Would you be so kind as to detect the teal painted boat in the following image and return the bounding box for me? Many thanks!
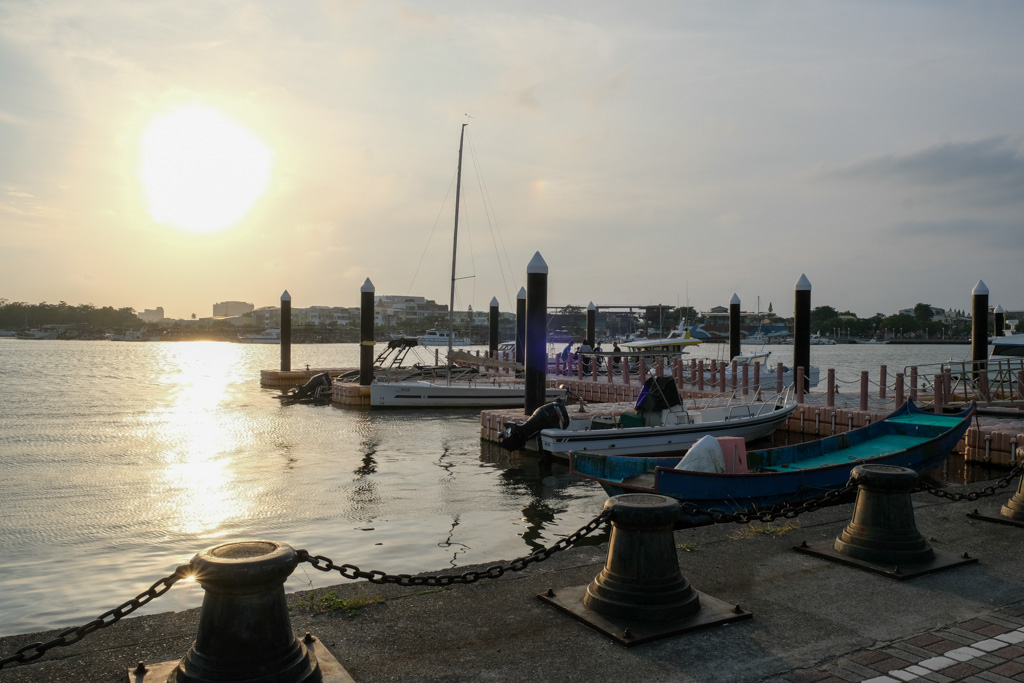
[570,400,976,525]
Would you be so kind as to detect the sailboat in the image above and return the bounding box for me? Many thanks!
[370,124,565,408]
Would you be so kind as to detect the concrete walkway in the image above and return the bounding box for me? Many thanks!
[2,480,1024,682]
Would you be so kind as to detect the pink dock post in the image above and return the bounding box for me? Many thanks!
[910,366,918,401]
[656,357,664,377]
[607,355,615,384]
[943,367,953,403]
[934,374,944,413]
[719,365,726,393]
[827,369,835,408]
[860,371,869,411]
[979,368,990,403]
[731,360,739,391]
[895,372,905,407]
[741,363,749,396]
[690,359,697,384]
[776,362,784,394]
[879,365,887,400]
[796,367,805,403]
[697,360,705,391]
[753,362,761,394]
[638,357,647,381]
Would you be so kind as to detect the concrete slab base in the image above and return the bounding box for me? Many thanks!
[538,584,752,647]
[793,540,978,580]
[127,634,354,682]
[966,509,1024,528]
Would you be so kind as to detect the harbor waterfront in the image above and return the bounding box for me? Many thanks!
[0,339,1012,640]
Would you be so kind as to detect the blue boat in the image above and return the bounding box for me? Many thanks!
[570,400,976,524]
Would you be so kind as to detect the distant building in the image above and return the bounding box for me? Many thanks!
[213,301,255,317]
[139,307,164,323]
[374,295,447,326]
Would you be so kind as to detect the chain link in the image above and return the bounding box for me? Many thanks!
[0,565,189,670]
[676,478,860,526]
[916,462,1024,502]
[298,510,611,587]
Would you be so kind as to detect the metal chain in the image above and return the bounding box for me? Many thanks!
[677,478,860,526]
[298,510,611,587]
[916,462,1024,502]
[0,565,189,670]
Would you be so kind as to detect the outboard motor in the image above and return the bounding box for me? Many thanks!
[498,399,570,451]
[284,372,332,400]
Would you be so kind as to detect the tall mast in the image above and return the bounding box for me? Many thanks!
[448,123,467,362]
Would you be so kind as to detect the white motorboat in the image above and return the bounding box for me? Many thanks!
[991,334,1024,358]
[108,329,159,342]
[417,329,472,346]
[621,322,702,354]
[499,376,796,457]
[809,332,837,345]
[371,379,565,408]
[238,328,281,344]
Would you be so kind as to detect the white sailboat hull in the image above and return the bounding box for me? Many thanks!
[371,381,565,408]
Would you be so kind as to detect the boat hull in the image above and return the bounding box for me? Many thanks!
[570,400,975,526]
[540,403,796,458]
[371,381,565,408]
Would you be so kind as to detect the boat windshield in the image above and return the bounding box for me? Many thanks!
[633,376,682,412]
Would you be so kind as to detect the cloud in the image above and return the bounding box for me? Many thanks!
[820,137,1024,207]
[892,217,1024,244]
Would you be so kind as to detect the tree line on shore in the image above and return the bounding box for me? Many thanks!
[1,298,979,342]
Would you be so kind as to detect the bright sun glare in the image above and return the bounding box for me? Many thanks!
[141,106,272,233]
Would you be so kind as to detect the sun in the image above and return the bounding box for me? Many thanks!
[140,105,272,233]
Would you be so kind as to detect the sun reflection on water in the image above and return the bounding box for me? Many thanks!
[146,342,254,537]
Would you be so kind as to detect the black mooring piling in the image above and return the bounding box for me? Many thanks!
[359,278,375,386]
[515,287,526,365]
[729,293,741,362]
[793,275,811,392]
[280,290,292,373]
[524,252,548,414]
[488,296,499,356]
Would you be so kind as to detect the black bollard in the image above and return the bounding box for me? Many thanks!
[795,464,976,579]
[524,252,548,414]
[359,278,375,386]
[999,475,1024,523]
[729,293,741,362]
[972,280,989,381]
[133,540,350,681]
[488,296,499,356]
[793,275,810,392]
[995,304,1005,338]
[281,290,292,372]
[540,494,750,646]
[967,457,1024,528]
[515,287,526,366]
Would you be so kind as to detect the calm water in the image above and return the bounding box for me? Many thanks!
[0,339,981,637]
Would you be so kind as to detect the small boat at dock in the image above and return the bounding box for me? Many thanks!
[498,376,796,456]
[569,399,976,526]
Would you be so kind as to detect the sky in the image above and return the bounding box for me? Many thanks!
[1,1,1023,321]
